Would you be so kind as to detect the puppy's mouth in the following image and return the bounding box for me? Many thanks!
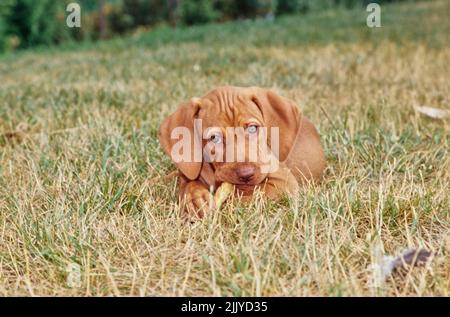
[231,177,268,197]
[219,175,267,189]
[235,180,265,188]
[233,176,266,186]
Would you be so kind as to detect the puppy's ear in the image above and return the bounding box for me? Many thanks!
[158,98,203,180]
[251,88,302,161]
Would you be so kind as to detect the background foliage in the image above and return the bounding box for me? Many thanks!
[0,0,414,53]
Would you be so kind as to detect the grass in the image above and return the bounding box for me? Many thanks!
[0,1,449,296]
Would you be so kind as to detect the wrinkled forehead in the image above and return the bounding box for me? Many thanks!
[197,90,263,127]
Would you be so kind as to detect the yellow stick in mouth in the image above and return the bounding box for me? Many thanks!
[214,182,234,210]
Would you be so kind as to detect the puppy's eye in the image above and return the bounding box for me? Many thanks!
[210,134,222,144]
[247,125,258,134]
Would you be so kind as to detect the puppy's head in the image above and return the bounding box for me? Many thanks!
[159,86,302,189]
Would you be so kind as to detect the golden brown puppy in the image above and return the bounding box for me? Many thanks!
[159,86,326,218]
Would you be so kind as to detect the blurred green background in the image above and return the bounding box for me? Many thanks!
[0,0,413,53]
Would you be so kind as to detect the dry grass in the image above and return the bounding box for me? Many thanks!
[0,1,449,296]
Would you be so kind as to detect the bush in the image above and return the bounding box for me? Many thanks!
[109,4,134,34]
[178,0,220,25]
[0,0,14,51]
[121,0,170,27]
[276,0,328,15]
[6,0,60,49]
[276,0,345,15]
[224,0,274,19]
[276,0,302,15]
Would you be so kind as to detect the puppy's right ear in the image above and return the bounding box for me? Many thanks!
[158,98,203,180]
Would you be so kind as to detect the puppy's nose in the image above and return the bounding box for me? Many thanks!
[236,165,256,182]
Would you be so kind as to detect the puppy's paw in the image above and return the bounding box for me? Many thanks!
[262,167,300,199]
[180,181,214,220]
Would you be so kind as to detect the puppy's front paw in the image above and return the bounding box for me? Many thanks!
[180,181,214,220]
[262,167,300,199]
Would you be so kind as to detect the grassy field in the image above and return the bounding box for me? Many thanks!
[0,1,449,296]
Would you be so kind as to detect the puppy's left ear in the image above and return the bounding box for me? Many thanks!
[251,88,302,161]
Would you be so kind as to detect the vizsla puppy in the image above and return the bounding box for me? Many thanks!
[159,86,326,218]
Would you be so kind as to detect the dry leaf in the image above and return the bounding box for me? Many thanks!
[373,248,433,281]
[415,106,450,119]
